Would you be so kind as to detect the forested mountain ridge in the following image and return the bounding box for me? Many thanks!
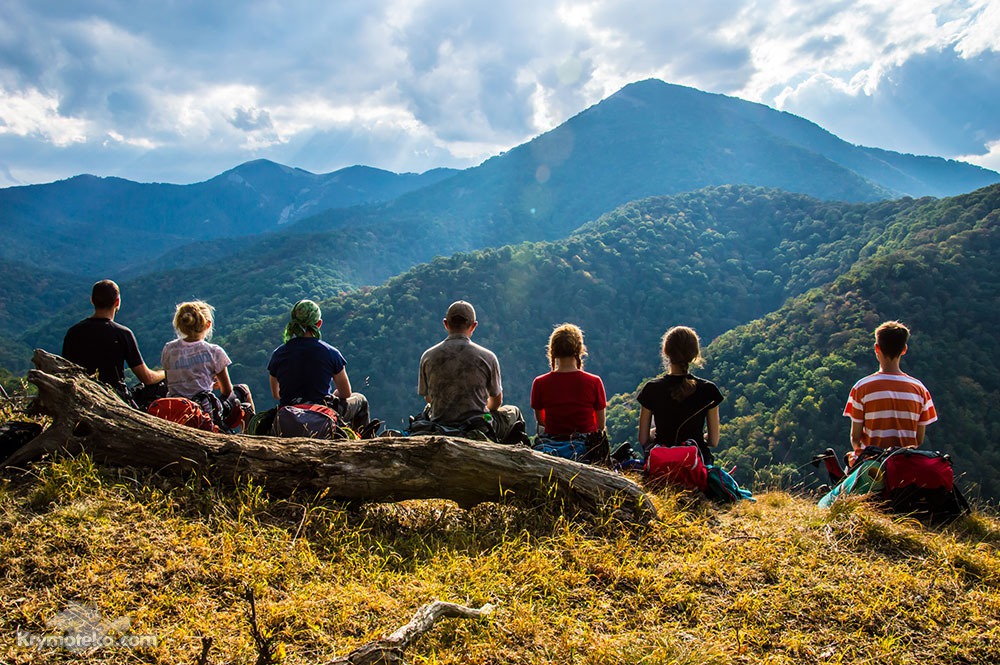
[0,161,458,275]
[0,259,84,373]
[606,184,1000,496]
[242,78,997,286]
[203,187,936,431]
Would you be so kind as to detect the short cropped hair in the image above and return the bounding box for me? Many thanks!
[91,280,120,309]
[875,320,909,359]
[547,323,587,370]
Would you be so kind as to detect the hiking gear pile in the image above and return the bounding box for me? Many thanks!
[643,440,753,502]
[815,446,969,523]
[272,403,342,439]
[147,385,254,434]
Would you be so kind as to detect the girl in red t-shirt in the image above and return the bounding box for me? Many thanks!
[530,323,607,438]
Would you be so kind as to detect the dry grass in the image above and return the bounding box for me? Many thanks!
[2,408,1000,663]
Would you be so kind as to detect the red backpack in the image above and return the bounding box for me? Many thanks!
[148,397,220,433]
[881,448,967,521]
[645,442,708,491]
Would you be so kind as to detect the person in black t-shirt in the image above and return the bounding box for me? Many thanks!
[637,326,724,465]
[62,280,164,389]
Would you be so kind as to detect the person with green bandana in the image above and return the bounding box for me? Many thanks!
[267,299,369,430]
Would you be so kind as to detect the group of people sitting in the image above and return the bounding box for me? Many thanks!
[61,280,936,470]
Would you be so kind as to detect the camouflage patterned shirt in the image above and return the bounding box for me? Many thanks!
[418,333,502,423]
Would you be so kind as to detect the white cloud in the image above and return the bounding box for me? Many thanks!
[0,0,998,186]
[0,88,88,145]
[958,139,1000,172]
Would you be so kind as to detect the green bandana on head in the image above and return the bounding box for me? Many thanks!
[283,299,322,343]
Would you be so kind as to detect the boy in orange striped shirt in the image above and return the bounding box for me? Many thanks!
[843,321,937,463]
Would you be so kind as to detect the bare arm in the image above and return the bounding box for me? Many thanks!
[270,375,280,400]
[130,363,165,386]
[850,420,865,452]
[332,369,352,399]
[914,424,926,447]
[486,392,502,412]
[595,408,606,432]
[706,406,720,447]
[534,409,545,435]
[215,367,233,400]
[638,406,653,449]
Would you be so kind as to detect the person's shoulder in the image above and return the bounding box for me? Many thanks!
[693,375,719,388]
[638,375,667,395]
[103,318,135,335]
[900,372,932,393]
[318,339,344,355]
[468,339,498,360]
[64,318,88,339]
[850,372,882,389]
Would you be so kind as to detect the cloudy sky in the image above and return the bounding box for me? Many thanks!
[1,0,998,187]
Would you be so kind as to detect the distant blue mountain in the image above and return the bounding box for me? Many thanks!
[0,161,458,274]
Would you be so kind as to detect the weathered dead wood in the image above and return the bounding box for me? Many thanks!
[7,350,656,522]
[323,600,495,665]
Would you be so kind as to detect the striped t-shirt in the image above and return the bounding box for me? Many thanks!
[843,372,937,448]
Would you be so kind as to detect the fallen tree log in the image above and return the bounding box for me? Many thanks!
[5,350,656,522]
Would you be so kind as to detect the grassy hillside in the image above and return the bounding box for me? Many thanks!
[2,445,1000,664]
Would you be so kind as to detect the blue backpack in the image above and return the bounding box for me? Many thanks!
[705,465,754,502]
[532,436,588,461]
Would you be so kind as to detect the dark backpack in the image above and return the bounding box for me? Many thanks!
[272,403,341,440]
[407,413,497,442]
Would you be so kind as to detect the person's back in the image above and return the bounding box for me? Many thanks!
[64,316,143,386]
[267,299,370,430]
[159,301,254,431]
[62,279,163,390]
[420,333,501,423]
[418,300,524,441]
[637,326,723,465]
[844,320,936,455]
[269,336,349,407]
[530,323,607,438]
